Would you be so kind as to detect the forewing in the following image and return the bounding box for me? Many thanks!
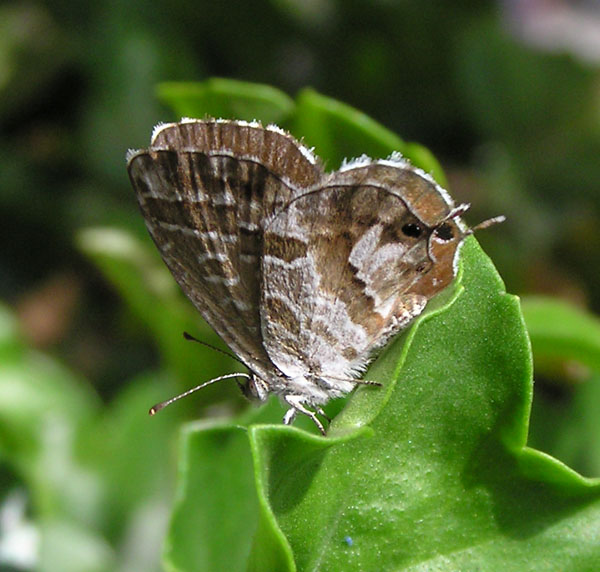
[128,120,322,374]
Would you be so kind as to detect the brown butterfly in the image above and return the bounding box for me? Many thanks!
[127,119,503,433]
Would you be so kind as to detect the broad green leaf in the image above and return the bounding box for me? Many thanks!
[156,78,294,125]
[292,88,446,185]
[245,239,600,571]
[163,423,258,572]
[521,297,600,478]
[545,372,600,478]
[521,296,600,374]
[160,398,297,572]
[154,80,446,185]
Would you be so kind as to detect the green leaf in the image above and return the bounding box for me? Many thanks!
[154,80,446,185]
[521,295,600,374]
[521,297,600,477]
[534,372,600,478]
[157,78,294,125]
[244,239,600,571]
[163,423,259,572]
[292,88,446,185]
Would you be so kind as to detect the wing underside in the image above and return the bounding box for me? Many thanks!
[128,120,322,378]
[261,173,434,385]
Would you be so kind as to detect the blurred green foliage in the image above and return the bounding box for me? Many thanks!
[2,1,600,570]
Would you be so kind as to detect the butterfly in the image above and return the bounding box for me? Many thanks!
[127,119,503,433]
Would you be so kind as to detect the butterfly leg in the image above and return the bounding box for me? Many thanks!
[282,407,297,425]
[283,395,326,435]
[315,406,331,423]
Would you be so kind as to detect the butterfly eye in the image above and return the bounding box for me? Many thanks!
[401,222,422,238]
[434,222,454,242]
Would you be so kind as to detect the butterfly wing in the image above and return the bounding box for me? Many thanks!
[260,160,465,389]
[127,120,322,376]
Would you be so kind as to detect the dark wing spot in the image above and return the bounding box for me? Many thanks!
[434,222,454,242]
[401,222,422,238]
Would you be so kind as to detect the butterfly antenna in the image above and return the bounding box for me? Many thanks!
[445,203,471,221]
[466,215,506,235]
[183,331,248,367]
[149,372,251,415]
[443,202,505,235]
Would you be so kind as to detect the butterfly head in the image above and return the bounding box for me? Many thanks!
[408,202,505,299]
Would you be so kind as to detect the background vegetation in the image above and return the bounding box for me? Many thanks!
[2,1,600,570]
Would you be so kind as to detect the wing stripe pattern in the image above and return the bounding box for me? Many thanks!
[128,121,321,378]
